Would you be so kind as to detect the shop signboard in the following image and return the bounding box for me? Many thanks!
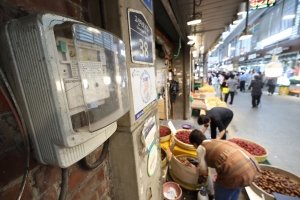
[239,57,245,62]
[130,67,157,120]
[248,53,257,60]
[141,0,153,13]
[147,144,157,177]
[128,9,154,65]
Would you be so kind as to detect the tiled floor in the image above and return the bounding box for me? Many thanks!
[161,89,300,199]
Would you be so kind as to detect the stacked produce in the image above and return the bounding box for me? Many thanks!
[229,138,266,156]
[198,85,215,93]
[177,156,207,184]
[160,126,171,137]
[175,130,191,144]
[253,169,300,197]
[206,97,227,108]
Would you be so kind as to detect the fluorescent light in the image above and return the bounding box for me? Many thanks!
[192,50,197,54]
[261,28,292,48]
[231,47,236,50]
[283,14,295,19]
[187,19,201,25]
[187,35,196,40]
[187,41,195,45]
[239,33,253,40]
[200,46,204,50]
[87,27,101,34]
[237,2,247,15]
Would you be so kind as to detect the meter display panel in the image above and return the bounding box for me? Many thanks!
[54,23,129,132]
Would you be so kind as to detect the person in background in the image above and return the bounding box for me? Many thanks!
[211,74,219,92]
[252,70,259,80]
[224,74,238,105]
[187,130,261,200]
[246,71,252,88]
[247,75,263,108]
[239,72,247,92]
[220,74,228,101]
[267,77,277,96]
[197,107,233,140]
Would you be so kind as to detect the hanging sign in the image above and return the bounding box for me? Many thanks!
[147,144,158,177]
[130,68,157,120]
[128,9,154,65]
[248,53,257,60]
[141,0,153,13]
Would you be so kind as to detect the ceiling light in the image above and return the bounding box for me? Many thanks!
[200,46,204,50]
[187,41,195,45]
[237,2,247,15]
[231,47,236,50]
[283,14,295,19]
[192,50,197,54]
[223,26,230,34]
[239,32,253,40]
[187,35,196,40]
[233,15,243,24]
[187,18,201,26]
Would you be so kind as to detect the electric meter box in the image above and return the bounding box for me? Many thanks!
[0,13,130,168]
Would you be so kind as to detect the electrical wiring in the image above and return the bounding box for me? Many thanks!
[58,168,68,200]
[0,68,30,200]
[80,139,109,169]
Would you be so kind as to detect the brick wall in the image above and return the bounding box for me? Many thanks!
[0,0,114,199]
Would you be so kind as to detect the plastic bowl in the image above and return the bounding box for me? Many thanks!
[160,125,172,142]
[163,182,182,200]
[161,148,167,168]
[182,124,192,129]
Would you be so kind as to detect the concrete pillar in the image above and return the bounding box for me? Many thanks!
[101,0,162,199]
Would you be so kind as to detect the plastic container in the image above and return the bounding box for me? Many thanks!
[250,164,300,200]
[173,129,195,150]
[160,125,172,143]
[169,154,209,191]
[163,182,182,200]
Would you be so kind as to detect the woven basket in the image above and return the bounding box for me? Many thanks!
[250,164,300,200]
[159,125,172,143]
[230,138,268,162]
[173,129,195,150]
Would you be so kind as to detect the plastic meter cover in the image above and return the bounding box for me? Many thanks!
[54,23,130,132]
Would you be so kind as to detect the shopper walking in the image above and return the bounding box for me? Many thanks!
[187,130,261,200]
[211,74,219,92]
[266,77,277,96]
[239,73,247,92]
[247,75,263,108]
[219,74,228,101]
[224,74,238,105]
[197,107,233,140]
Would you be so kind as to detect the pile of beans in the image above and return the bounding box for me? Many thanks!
[254,169,300,197]
[229,138,266,156]
[160,126,171,137]
[175,131,191,144]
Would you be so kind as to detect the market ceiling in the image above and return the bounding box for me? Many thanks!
[154,0,245,56]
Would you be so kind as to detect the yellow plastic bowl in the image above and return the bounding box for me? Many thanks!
[160,125,172,143]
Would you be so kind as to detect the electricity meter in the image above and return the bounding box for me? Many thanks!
[0,13,130,167]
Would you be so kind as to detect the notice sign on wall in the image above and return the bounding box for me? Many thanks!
[128,9,154,65]
[130,68,157,120]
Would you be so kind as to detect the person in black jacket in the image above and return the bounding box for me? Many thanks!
[247,75,263,108]
[197,107,234,140]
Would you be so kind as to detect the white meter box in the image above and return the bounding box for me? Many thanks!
[0,13,130,167]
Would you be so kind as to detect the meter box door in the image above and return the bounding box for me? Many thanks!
[0,13,130,168]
